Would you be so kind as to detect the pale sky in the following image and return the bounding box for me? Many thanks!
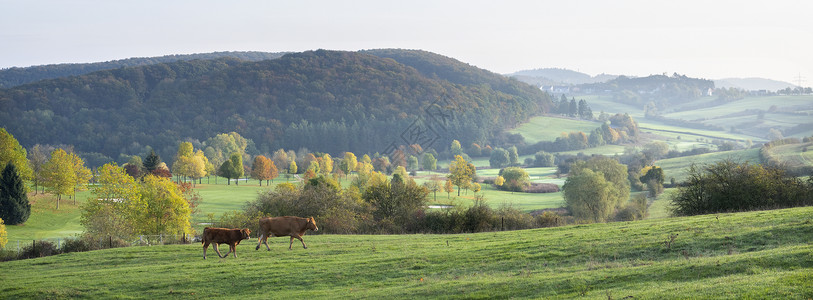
[1,0,811,84]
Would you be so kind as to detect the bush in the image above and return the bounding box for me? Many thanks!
[61,238,91,253]
[498,167,530,192]
[463,201,496,232]
[534,211,565,228]
[524,183,560,193]
[495,205,535,230]
[670,160,813,216]
[18,241,60,259]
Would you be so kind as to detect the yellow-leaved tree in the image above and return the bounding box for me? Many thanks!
[42,149,89,209]
[0,217,7,250]
[81,163,192,239]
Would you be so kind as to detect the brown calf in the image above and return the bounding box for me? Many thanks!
[201,227,251,259]
[255,216,318,250]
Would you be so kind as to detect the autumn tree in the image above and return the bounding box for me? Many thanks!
[251,155,277,186]
[28,144,52,194]
[135,175,193,235]
[81,163,141,237]
[448,155,476,196]
[563,169,614,222]
[563,156,630,222]
[495,175,505,188]
[489,147,509,168]
[42,149,76,209]
[406,155,419,171]
[640,165,665,197]
[339,152,358,178]
[271,149,291,173]
[0,128,33,184]
[422,176,442,201]
[444,179,453,199]
[450,140,463,158]
[498,167,530,192]
[422,153,437,173]
[172,142,195,183]
[70,151,92,204]
[0,163,31,225]
[0,218,6,249]
[287,161,297,181]
[319,153,334,175]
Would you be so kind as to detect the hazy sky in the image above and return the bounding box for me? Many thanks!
[2,0,811,84]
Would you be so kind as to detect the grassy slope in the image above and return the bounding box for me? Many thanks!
[1,207,810,299]
[509,116,600,144]
[656,148,761,183]
[4,191,90,244]
[765,142,813,169]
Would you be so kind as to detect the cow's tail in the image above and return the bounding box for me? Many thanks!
[201,227,210,244]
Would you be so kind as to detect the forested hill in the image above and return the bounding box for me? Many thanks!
[0,49,551,164]
[0,51,287,88]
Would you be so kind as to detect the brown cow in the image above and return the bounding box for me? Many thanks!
[201,227,251,259]
[255,216,318,250]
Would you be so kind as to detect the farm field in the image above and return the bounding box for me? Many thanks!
[763,142,813,170]
[656,148,761,182]
[508,116,600,144]
[1,206,810,299]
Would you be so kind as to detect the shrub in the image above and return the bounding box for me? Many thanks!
[18,241,60,259]
[498,167,530,192]
[534,211,565,228]
[524,183,560,193]
[61,238,91,253]
[495,205,535,230]
[670,160,813,216]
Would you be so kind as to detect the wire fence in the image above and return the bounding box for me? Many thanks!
[4,234,197,254]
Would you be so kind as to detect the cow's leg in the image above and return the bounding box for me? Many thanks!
[213,243,226,258]
[288,236,294,250]
[294,234,308,249]
[203,241,210,259]
[219,244,233,258]
[263,234,271,251]
[255,233,264,250]
[231,244,238,258]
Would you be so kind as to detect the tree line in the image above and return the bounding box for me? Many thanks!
[0,49,551,167]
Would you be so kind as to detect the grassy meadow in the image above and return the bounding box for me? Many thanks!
[1,206,810,299]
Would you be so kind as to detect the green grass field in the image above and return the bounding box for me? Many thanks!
[656,148,761,183]
[1,206,810,299]
[509,116,601,144]
[763,142,813,170]
[4,191,90,245]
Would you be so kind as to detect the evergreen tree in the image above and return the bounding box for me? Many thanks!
[0,163,31,225]
[143,150,162,174]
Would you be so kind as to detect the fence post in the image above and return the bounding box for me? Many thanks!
[160,234,163,245]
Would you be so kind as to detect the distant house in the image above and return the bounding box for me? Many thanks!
[541,85,571,94]
[707,88,714,96]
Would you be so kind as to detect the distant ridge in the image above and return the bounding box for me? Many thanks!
[714,77,797,91]
[0,51,288,88]
[507,68,618,86]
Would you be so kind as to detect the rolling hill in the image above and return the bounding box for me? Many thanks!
[0,49,552,165]
[0,51,288,89]
[1,206,810,298]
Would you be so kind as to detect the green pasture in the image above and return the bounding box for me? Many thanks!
[656,148,761,183]
[763,142,813,170]
[508,116,601,144]
[4,191,90,245]
[664,95,813,121]
[2,206,810,299]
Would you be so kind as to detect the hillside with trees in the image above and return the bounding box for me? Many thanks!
[0,51,287,88]
[0,49,552,165]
